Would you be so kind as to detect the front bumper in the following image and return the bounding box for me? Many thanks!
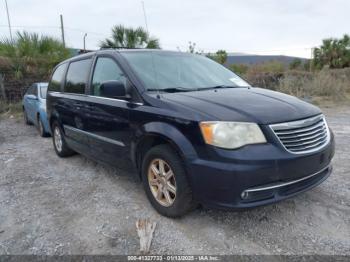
[187,132,335,210]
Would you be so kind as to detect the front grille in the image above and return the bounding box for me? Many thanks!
[270,114,330,154]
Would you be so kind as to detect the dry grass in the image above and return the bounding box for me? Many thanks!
[277,69,350,102]
[245,67,350,105]
[0,100,23,119]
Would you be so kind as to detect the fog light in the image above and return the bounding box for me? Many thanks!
[241,191,249,199]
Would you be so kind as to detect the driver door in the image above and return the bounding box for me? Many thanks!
[84,56,133,169]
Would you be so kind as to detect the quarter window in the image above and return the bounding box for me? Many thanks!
[65,59,91,94]
[48,63,67,92]
[92,57,126,96]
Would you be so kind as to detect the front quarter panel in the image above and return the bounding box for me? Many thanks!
[134,121,198,160]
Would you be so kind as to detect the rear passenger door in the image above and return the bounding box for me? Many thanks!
[84,56,134,169]
[59,58,92,153]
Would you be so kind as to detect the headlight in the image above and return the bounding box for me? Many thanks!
[200,121,266,149]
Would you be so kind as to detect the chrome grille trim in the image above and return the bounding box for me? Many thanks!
[270,114,330,154]
[242,164,331,193]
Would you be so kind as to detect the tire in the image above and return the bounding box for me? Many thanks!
[23,109,31,125]
[51,121,75,157]
[141,144,197,217]
[37,115,49,137]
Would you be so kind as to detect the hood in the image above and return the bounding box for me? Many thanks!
[161,87,321,124]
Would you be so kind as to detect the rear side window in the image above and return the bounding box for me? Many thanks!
[65,59,91,94]
[49,63,67,92]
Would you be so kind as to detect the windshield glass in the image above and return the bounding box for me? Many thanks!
[40,84,48,99]
[121,51,250,91]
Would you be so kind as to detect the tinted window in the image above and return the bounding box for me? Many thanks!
[33,85,38,97]
[26,84,37,96]
[49,63,67,92]
[25,86,33,96]
[40,84,48,99]
[65,59,91,94]
[92,57,126,96]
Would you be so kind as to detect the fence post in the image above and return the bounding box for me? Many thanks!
[0,73,7,103]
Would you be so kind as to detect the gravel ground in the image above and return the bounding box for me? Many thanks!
[0,107,349,255]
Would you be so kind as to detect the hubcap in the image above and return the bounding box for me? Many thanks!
[148,159,176,207]
[54,127,63,152]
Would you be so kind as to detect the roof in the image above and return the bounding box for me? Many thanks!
[56,49,190,67]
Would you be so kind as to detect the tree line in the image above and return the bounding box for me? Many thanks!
[0,24,349,82]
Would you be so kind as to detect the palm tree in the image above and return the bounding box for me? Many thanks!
[100,25,160,49]
[0,31,69,79]
[313,34,350,69]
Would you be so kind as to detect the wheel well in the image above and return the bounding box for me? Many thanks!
[49,116,58,131]
[135,134,184,179]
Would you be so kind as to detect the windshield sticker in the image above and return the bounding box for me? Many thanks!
[229,76,250,87]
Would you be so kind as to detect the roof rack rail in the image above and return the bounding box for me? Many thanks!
[99,47,146,50]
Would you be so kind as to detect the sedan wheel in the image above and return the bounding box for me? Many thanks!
[148,159,177,207]
[38,118,45,137]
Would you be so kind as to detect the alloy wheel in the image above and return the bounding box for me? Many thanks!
[148,158,177,207]
[54,127,63,152]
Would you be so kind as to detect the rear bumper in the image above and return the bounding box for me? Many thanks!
[187,132,335,210]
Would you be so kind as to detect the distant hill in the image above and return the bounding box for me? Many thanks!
[225,54,308,66]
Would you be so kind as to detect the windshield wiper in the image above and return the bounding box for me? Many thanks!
[199,85,237,91]
[147,87,198,93]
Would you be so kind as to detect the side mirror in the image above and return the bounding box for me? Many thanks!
[100,80,130,99]
[27,94,38,100]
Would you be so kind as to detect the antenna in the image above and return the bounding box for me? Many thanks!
[4,0,13,41]
[83,33,87,51]
[141,1,149,34]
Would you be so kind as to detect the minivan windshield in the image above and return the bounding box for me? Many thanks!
[121,51,250,92]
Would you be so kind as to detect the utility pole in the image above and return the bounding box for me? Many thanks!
[4,0,13,41]
[310,47,314,72]
[141,1,149,34]
[83,33,87,51]
[60,14,65,47]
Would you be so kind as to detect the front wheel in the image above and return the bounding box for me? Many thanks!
[52,121,75,157]
[141,144,197,217]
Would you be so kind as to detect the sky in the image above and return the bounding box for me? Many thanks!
[1,0,349,58]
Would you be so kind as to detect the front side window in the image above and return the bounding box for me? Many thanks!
[25,86,34,96]
[65,59,92,94]
[48,63,67,92]
[33,85,38,97]
[92,57,126,97]
[121,52,250,91]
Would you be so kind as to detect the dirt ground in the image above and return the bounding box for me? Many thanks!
[0,107,349,255]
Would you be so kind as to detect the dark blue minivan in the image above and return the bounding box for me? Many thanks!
[46,50,335,217]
